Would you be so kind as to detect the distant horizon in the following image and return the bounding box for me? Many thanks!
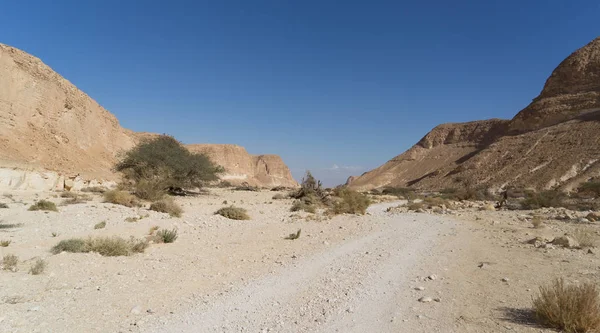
[1,1,598,186]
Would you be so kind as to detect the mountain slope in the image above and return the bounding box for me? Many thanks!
[0,43,297,189]
[348,37,600,192]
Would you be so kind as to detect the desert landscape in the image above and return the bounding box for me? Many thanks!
[0,12,600,333]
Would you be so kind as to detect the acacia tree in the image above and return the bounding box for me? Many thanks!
[115,135,223,199]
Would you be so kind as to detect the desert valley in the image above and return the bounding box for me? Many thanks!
[1,33,600,333]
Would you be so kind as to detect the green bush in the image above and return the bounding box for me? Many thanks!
[381,187,417,200]
[115,135,223,199]
[149,197,183,217]
[215,206,250,220]
[521,190,566,209]
[156,228,178,243]
[330,188,371,215]
[29,200,58,212]
[103,190,140,207]
[94,221,107,229]
[51,237,148,256]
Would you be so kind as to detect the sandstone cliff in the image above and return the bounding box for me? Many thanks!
[349,37,600,192]
[0,44,297,190]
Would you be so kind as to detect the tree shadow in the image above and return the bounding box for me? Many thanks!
[498,307,542,328]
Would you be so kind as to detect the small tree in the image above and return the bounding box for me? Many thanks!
[115,135,223,199]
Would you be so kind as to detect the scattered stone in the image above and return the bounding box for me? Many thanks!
[415,286,425,291]
[552,236,580,249]
[502,278,509,282]
[427,274,438,281]
[588,249,595,255]
[418,297,433,303]
[130,306,142,315]
[586,212,600,222]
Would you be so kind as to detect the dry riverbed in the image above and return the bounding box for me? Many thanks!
[1,189,599,332]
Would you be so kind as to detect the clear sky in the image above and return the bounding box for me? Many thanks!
[1,1,598,186]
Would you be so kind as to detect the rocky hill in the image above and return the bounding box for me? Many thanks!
[0,43,297,190]
[348,37,600,192]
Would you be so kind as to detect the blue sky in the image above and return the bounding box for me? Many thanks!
[1,1,598,186]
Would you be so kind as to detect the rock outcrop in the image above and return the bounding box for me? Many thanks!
[187,144,297,188]
[0,43,297,190]
[349,37,600,192]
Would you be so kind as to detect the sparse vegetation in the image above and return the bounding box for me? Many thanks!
[29,259,46,275]
[285,229,301,240]
[148,226,159,235]
[125,216,140,223]
[272,193,287,200]
[233,183,260,192]
[156,228,178,243]
[407,201,424,211]
[578,180,600,199]
[573,229,597,248]
[114,135,223,200]
[51,237,148,256]
[521,190,566,210]
[60,191,78,198]
[380,187,417,200]
[62,194,92,205]
[103,190,140,207]
[0,222,22,230]
[2,254,18,271]
[94,221,107,229]
[423,197,452,208]
[0,203,9,208]
[215,206,250,220]
[290,171,328,213]
[149,197,183,217]
[28,200,58,212]
[533,278,600,333]
[290,200,316,213]
[531,216,544,228]
[329,188,371,215]
[1,240,11,247]
[81,186,108,193]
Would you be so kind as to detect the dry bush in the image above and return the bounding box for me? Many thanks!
[0,203,8,209]
[29,200,58,212]
[531,216,544,228]
[578,180,600,199]
[1,240,11,247]
[521,190,566,210]
[233,183,260,192]
[423,197,451,208]
[533,278,600,333]
[81,186,108,193]
[215,206,250,220]
[149,197,183,217]
[29,259,46,275]
[94,221,107,229]
[407,201,424,211]
[156,228,178,243]
[573,229,597,248]
[291,200,316,213]
[381,187,418,200]
[62,194,92,205]
[132,178,168,201]
[51,237,148,256]
[2,254,18,271]
[60,191,78,198]
[272,193,288,200]
[329,188,371,215]
[103,190,140,207]
[285,229,302,240]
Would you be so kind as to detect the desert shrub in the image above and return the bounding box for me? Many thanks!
[29,200,58,212]
[573,229,597,248]
[407,202,424,211]
[233,182,259,192]
[285,229,302,240]
[81,186,108,193]
[149,197,183,217]
[51,237,148,256]
[115,135,223,199]
[0,203,8,208]
[29,259,46,275]
[531,216,544,228]
[132,178,168,201]
[2,254,18,271]
[291,200,317,213]
[271,186,288,191]
[578,180,600,199]
[156,228,178,243]
[521,190,566,209]
[329,188,371,215]
[381,187,417,200]
[533,278,600,333]
[1,240,11,247]
[103,190,140,207]
[62,194,92,205]
[272,193,288,200]
[60,191,78,198]
[423,197,451,208]
[94,221,107,229]
[215,206,250,220]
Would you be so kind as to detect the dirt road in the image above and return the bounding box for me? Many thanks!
[145,203,461,332]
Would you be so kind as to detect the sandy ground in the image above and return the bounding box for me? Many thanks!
[0,189,599,332]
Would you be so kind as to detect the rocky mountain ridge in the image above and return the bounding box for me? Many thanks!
[348,37,600,192]
[0,43,297,190]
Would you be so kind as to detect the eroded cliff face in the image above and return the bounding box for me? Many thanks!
[349,37,600,192]
[0,44,297,190]
[187,144,298,188]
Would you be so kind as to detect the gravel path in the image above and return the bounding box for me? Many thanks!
[147,203,456,333]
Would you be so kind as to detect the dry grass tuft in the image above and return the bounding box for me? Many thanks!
[149,197,183,217]
[533,278,600,333]
[573,229,597,248]
[62,194,92,205]
[103,190,140,207]
[329,188,370,215]
[291,200,316,213]
[28,200,58,212]
[531,216,544,228]
[51,237,148,256]
[29,259,46,275]
[215,206,250,220]
[60,191,78,198]
[2,254,18,271]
